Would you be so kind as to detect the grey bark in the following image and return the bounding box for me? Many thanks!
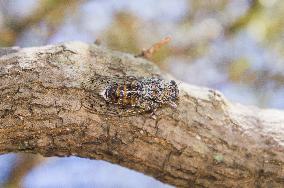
[0,42,283,188]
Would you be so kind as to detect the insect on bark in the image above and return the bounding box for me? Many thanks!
[100,77,179,117]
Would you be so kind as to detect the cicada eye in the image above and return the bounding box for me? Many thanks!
[168,80,179,99]
[170,80,176,86]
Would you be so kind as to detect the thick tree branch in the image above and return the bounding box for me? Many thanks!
[0,42,283,188]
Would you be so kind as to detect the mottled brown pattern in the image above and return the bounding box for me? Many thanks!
[100,77,179,115]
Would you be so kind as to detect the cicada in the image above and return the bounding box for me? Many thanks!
[84,76,179,117]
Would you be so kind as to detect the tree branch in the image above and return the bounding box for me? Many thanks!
[0,42,283,187]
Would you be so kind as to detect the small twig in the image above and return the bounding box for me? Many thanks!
[135,36,171,59]
[94,38,102,46]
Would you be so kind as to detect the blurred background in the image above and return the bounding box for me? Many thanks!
[0,0,284,187]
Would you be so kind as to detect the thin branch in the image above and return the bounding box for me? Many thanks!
[136,36,172,59]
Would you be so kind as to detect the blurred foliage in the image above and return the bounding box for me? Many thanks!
[102,11,171,65]
[229,58,250,82]
[103,12,140,53]
[226,0,261,34]
[3,154,44,188]
[0,0,80,46]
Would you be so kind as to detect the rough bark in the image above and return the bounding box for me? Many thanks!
[0,42,283,188]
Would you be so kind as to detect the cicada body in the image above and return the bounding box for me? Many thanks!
[100,77,179,114]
